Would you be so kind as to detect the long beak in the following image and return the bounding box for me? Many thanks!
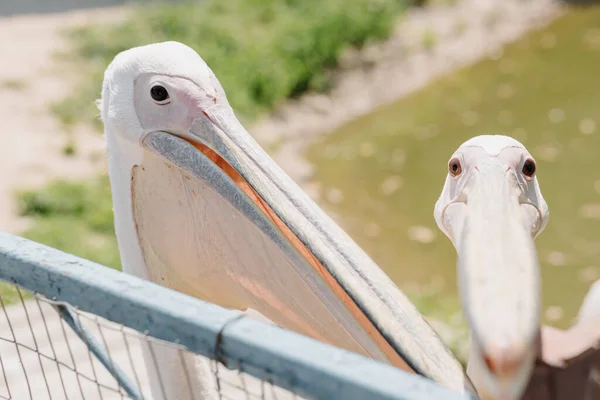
[455,162,540,399]
[134,102,476,395]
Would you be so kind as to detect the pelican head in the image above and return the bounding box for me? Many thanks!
[101,41,224,147]
[101,41,476,398]
[434,135,549,399]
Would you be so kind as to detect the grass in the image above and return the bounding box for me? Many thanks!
[6,177,119,307]
[17,177,121,271]
[53,0,408,130]
[62,138,76,156]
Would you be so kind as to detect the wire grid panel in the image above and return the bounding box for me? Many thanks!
[0,283,303,400]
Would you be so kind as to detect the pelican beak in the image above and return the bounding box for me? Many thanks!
[443,161,541,399]
[134,102,475,395]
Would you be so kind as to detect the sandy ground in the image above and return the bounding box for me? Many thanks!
[0,8,127,233]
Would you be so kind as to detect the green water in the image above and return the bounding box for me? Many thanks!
[307,7,600,329]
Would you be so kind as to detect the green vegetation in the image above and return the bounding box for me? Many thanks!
[54,0,408,130]
[18,177,120,271]
[0,283,29,305]
[62,138,76,156]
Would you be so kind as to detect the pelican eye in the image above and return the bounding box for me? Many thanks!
[449,158,462,177]
[150,85,170,103]
[522,158,536,178]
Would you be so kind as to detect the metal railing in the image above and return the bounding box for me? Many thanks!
[0,231,469,400]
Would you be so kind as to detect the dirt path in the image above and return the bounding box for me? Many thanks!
[0,8,128,233]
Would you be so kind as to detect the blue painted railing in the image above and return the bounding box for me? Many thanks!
[0,232,470,400]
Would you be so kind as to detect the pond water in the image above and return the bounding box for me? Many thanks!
[308,6,600,329]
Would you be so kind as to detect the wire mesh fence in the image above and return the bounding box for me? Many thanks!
[0,287,138,400]
[0,232,470,400]
[0,284,304,400]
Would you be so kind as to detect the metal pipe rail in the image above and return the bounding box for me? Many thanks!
[0,231,471,400]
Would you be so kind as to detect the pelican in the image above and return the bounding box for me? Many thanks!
[578,279,600,322]
[434,135,550,399]
[100,41,475,399]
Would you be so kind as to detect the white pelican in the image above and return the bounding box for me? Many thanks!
[434,135,550,400]
[578,280,600,322]
[100,41,475,399]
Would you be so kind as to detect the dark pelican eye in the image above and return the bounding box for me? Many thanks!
[522,158,536,178]
[150,85,170,103]
[449,157,462,177]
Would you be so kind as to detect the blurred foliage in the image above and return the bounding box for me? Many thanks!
[17,177,121,271]
[54,0,408,129]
